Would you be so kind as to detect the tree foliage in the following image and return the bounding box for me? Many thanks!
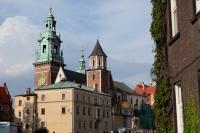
[184,93,200,133]
[139,104,155,129]
[150,0,173,132]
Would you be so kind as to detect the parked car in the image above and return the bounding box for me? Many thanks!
[0,122,17,133]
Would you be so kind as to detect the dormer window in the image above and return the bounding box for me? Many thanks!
[43,45,46,53]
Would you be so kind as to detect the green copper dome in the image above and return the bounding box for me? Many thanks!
[35,8,64,64]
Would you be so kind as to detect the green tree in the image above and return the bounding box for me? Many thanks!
[139,104,155,129]
[184,94,200,133]
[150,0,173,132]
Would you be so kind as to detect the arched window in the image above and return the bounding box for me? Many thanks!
[43,45,46,53]
[98,59,101,66]
[54,45,57,54]
[92,60,95,66]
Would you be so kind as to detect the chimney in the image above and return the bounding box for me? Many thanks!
[142,82,145,90]
[3,82,6,87]
[25,88,31,95]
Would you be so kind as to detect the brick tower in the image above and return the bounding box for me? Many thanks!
[33,8,65,89]
[87,39,113,94]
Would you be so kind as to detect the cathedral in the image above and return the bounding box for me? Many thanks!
[14,9,146,133]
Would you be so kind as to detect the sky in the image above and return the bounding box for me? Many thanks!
[0,0,154,97]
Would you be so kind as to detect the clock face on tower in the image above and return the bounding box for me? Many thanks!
[39,73,46,86]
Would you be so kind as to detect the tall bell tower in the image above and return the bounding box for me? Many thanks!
[33,8,65,89]
[87,39,113,94]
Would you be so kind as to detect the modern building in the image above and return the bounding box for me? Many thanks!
[14,9,146,133]
[164,0,200,132]
[0,83,13,122]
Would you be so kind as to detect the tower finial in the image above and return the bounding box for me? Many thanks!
[81,45,84,56]
[49,7,52,15]
[76,45,86,74]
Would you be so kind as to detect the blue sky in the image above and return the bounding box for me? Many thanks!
[0,0,153,97]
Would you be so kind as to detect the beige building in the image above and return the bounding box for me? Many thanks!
[14,82,112,133]
[35,81,112,133]
[14,88,37,133]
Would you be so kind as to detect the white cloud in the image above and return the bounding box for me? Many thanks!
[0,16,40,77]
[0,1,154,95]
[5,63,31,76]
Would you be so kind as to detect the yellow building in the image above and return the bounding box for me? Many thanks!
[14,81,112,133]
[35,81,112,133]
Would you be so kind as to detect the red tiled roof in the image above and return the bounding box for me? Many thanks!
[134,84,156,105]
[0,83,11,104]
[134,84,155,95]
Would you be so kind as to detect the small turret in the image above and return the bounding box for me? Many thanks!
[87,39,112,94]
[77,47,86,74]
[89,39,107,70]
[35,8,64,64]
[45,8,56,32]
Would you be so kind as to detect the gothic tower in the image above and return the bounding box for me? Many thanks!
[87,39,113,94]
[33,8,65,89]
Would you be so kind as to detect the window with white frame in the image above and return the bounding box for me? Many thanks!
[196,0,200,13]
[170,0,178,37]
[174,83,184,133]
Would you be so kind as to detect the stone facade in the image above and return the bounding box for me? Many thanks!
[34,62,61,89]
[35,84,112,133]
[73,89,112,133]
[14,89,37,133]
[112,81,146,130]
[87,40,112,94]
[165,0,200,132]
[35,88,73,133]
